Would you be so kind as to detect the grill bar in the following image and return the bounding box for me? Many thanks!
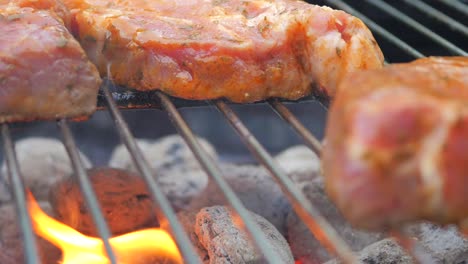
[158,92,285,264]
[269,100,322,155]
[1,124,40,264]
[215,101,357,264]
[402,0,468,37]
[101,84,202,264]
[324,0,424,59]
[364,0,467,56]
[439,0,468,16]
[57,119,118,264]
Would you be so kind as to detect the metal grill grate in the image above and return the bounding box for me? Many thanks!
[1,0,467,263]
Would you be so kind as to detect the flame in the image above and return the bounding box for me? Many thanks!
[27,192,183,264]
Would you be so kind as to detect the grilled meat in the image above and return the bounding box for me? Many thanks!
[63,0,384,102]
[0,0,71,25]
[0,2,100,123]
[322,57,468,230]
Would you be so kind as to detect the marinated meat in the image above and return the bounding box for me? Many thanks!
[0,0,71,26]
[322,57,468,230]
[63,0,384,102]
[0,2,100,123]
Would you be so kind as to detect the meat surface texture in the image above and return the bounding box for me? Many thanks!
[0,1,101,123]
[322,57,468,230]
[63,0,383,102]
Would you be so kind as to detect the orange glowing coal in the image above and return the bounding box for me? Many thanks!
[27,192,183,264]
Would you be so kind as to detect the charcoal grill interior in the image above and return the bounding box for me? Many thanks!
[1,0,467,263]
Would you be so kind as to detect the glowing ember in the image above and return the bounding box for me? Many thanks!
[27,192,183,264]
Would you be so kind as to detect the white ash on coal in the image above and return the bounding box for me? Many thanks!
[274,145,321,184]
[326,238,413,264]
[188,164,291,236]
[49,167,158,236]
[173,210,210,262]
[153,167,209,211]
[287,178,384,263]
[409,223,468,263]
[0,202,61,264]
[109,135,217,172]
[109,135,212,210]
[196,206,294,264]
[188,145,324,236]
[0,137,92,204]
[168,206,294,264]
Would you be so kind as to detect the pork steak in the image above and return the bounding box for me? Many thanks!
[63,0,384,102]
[0,2,100,123]
[322,57,468,230]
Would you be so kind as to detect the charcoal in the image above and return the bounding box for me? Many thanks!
[194,206,294,264]
[0,137,92,204]
[163,206,294,264]
[108,135,213,210]
[108,135,217,172]
[274,145,321,184]
[49,167,158,236]
[326,238,413,264]
[0,202,61,264]
[188,164,291,235]
[108,139,153,170]
[167,210,210,263]
[410,223,468,263]
[287,178,384,263]
[154,167,209,211]
[327,219,468,263]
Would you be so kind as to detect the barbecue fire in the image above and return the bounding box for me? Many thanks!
[27,192,183,264]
